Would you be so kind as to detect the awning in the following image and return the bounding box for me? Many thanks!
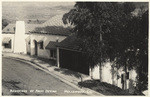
[45,41,59,49]
[2,37,11,44]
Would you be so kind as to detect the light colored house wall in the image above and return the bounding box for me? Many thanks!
[101,62,113,84]
[90,62,137,92]
[2,34,15,52]
[25,35,30,54]
[2,34,30,53]
[30,34,66,58]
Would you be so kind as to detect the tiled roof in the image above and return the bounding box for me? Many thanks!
[2,15,71,36]
[2,37,11,43]
[41,15,70,27]
[57,34,82,51]
[2,24,15,34]
[31,26,71,36]
[45,41,59,49]
[31,15,71,36]
[2,23,40,34]
[25,24,40,33]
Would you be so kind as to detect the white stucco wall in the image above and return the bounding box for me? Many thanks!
[2,34,29,53]
[101,62,113,84]
[25,35,30,54]
[90,65,100,79]
[128,69,137,93]
[2,34,15,52]
[30,34,66,59]
[91,62,113,84]
[90,62,137,91]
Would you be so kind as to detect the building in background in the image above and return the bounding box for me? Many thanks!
[30,15,71,59]
[2,15,71,60]
[2,24,15,52]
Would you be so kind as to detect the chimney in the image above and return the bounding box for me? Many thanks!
[14,21,27,54]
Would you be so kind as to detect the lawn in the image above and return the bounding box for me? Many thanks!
[78,80,144,96]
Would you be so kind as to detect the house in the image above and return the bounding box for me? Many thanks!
[2,14,138,93]
[2,24,15,52]
[2,22,35,53]
[29,15,71,59]
[57,34,138,93]
[2,15,71,60]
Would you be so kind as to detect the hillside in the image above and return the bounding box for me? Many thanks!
[2,2,148,23]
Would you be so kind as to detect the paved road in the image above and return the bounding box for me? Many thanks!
[2,57,87,96]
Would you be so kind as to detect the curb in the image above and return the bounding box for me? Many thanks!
[3,55,104,96]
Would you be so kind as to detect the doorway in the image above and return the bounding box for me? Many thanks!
[34,40,38,56]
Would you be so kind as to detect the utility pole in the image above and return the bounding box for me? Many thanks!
[99,32,102,82]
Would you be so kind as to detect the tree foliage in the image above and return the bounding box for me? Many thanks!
[63,2,148,91]
[63,2,136,66]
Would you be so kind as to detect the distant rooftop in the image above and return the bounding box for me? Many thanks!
[2,24,15,34]
[31,15,72,36]
[2,23,40,34]
[41,15,70,28]
[2,14,72,36]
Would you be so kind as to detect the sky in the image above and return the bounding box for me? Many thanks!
[2,2,75,21]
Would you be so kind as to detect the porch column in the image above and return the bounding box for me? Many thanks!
[57,47,60,68]
[89,67,93,79]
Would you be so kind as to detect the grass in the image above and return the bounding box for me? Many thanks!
[78,80,144,96]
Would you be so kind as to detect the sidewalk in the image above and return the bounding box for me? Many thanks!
[2,52,103,96]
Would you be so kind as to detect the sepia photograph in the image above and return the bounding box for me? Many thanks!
[1,1,149,96]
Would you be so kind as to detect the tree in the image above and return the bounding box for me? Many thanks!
[63,2,148,92]
[119,9,148,92]
[134,10,148,92]
[63,2,135,82]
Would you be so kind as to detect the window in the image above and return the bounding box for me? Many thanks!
[126,72,129,79]
[39,41,44,49]
[3,40,11,49]
[28,41,30,45]
[13,27,16,31]
[50,50,56,58]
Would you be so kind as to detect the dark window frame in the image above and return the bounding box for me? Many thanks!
[3,40,11,49]
[39,41,44,49]
[50,49,56,58]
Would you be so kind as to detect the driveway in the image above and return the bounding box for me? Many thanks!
[2,57,87,96]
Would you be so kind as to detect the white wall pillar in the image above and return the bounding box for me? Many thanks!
[14,21,27,54]
[89,67,94,79]
[30,35,35,56]
[57,47,60,67]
